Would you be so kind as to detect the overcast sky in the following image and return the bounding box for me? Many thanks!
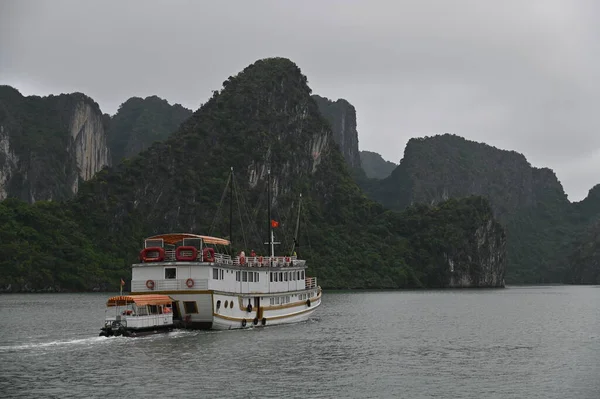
[1,0,599,201]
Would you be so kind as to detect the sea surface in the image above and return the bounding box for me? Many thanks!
[0,286,598,398]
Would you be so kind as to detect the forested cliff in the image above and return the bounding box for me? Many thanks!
[0,58,506,292]
[364,134,600,284]
[0,85,110,202]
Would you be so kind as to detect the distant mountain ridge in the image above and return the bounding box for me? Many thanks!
[107,96,192,165]
[0,86,194,203]
[360,150,397,179]
[363,133,600,283]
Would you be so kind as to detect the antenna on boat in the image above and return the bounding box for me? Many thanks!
[229,166,233,250]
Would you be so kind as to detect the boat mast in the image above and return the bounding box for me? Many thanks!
[229,166,233,250]
[265,169,280,258]
[292,193,302,256]
[267,169,273,257]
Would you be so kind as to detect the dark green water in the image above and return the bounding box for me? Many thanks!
[0,286,598,398]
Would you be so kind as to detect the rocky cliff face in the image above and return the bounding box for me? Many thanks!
[360,150,397,179]
[0,125,19,200]
[0,86,110,202]
[447,218,506,288]
[69,99,110,193]
[312,95,361,170]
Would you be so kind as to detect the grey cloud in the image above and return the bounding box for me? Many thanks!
[1,0,599,200]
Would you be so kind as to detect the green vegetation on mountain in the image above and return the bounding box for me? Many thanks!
[563,218,600,284]
[360,150,397,179]
[0,198,122,291]
[107,96,192,164]
[0,58,506,292]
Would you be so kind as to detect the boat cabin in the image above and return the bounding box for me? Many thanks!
[131,233,315,295]
[99,294,174,337]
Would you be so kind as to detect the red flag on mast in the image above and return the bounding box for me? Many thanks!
[271,219,279,228]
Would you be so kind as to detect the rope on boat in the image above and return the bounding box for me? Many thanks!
[209,172,232,237]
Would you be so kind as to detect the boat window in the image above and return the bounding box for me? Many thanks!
[236,271,240,282]
[249,272,254,282]
[270,272,273,282]
[219,269,224,280]
[301,271,305,279]
[279,272,283,281]
[284,272,288,282]
[255,272,259,282]
[242,271,247,282]
[212,268,219,280]
[274,273,278,282]
[183,301,198,314]
[270,297,274,305]
[165,267,176,279]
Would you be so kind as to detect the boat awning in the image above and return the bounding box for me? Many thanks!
[146,233,230,246]
[106,295,173,307]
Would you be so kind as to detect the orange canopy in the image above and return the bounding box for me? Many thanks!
[106,294,173,307]
[146,233,230,246]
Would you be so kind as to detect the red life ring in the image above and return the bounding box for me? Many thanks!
[240,256,246,265]
[258,256,263,264]
[140,247,165,262]
[176,246,198,261]
[285,257,290,263]
[202,247,215,262]
[186,278,194,288]
[146,280,155,289]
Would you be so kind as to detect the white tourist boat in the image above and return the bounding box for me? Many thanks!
[99,294,174,337]
[127,170,322,330]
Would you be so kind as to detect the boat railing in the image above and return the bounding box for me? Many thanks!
[165,250,176,262]
[131,278,209,292]
[139,249,305,268]
[213,253,233,265]
[228,256,301,268]
[305,277,317,289]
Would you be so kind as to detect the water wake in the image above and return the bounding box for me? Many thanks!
[0,336,115,352]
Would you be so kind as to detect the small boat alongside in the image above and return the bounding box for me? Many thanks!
[99,294,174,337]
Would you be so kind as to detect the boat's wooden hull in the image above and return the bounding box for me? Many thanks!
[211,302,320,330]
[159,288,322,330]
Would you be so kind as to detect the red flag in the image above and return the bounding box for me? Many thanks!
[271,219,279,228]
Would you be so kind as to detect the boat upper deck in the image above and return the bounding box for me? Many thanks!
[137,233,307,269]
